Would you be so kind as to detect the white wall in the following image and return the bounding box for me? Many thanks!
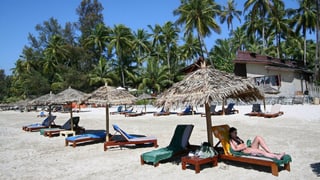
[245,64,304,96]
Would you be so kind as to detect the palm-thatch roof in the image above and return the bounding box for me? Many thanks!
[28,92,56,106]
[87,84,137,141]
[88,85,136,105]
[54,86,89,104]
[137,93,154,100]
[156,64,264,146]
[156,66,264,109]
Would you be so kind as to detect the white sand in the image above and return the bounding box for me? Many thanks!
[0,104,319,179]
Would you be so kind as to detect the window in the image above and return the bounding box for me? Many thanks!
[255,75,281,86]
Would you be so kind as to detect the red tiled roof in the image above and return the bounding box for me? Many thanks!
[233,51,297,68]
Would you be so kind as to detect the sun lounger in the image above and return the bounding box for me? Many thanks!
[40,117,85,137]
[201,105,219,117]
[104,124,158,151]
[245,104,263,116]
[22,115,57,132]
[177,106,194,116]
[124,109,145,117]
[119,108,134,115]
[212,124,291,176]
[110,106,124,115]
[153,107,170,116]
[217,103,239,115]
[261,104,284,118]
[65,131,106,148]
[140,124,196,167]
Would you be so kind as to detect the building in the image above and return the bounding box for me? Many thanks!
[233,51,314,103]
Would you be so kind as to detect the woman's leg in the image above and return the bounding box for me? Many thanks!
[251,136,272,153]
[244,148,284,160]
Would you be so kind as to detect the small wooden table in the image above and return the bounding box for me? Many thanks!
[60,130,75,137]
[181,156,218,174]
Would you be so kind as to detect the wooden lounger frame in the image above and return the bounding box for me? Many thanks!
[65,137,104,148]
[104,138,158,151]
[218,154,290,176]
[212,125,290,176]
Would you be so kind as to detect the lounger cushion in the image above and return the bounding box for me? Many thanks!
[212,125,231,155]
[230,148,292,166]
[40,128,60,135]
[66,132,106,141]
[141,124,193,165]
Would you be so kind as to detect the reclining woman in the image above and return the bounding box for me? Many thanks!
[229,127,285,160]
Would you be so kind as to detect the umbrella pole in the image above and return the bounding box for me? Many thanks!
[144,99,147,113]
[106,103,110,142]
[263,98,266,112]
[70,102,73,131]
[221,100,225,115]
[205,103,214,146]
[48,104,52,117]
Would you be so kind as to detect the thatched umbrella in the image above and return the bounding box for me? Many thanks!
[55,87,89,131]
[138,93,154,113]
[28,91,56,116]
[156,64,264,146]
[88,84,137,141]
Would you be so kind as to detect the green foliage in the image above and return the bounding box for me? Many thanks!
[4,0,319,102]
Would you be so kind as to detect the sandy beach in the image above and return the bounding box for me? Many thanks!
[0,104,319,179]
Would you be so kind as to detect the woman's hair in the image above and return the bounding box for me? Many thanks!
[229,127,237,135]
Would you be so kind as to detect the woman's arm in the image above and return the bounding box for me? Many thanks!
[230,140,247,151]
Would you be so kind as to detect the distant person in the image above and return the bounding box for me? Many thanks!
[37,111,46,117]
[229,127,285,160]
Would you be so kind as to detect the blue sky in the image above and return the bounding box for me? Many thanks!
[0,0,301,75]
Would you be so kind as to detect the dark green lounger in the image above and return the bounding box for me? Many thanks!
[140,124,194,166]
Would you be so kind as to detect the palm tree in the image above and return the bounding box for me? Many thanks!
[244,0,273,48]
[43,35,69,83]
[161,21,180,78]
[220,0,242,33]
[138,57,172,94]
[230,26,247,51]
[88,56,114,86]
[107,24,134,88]
[209,39,236,72]
[174,0,221,64]
[288,0,317,66]
[84,23,109,60]
[132,28,151,65]
[180,34,202,64]
[266,0,289,58]
[148,24,164,64]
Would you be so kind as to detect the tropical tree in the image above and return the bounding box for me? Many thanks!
[209,39,236,72]
[244,0,273,48]
[107,24,134,88]
[138,58,172,94]
[88,56,114,86]
[77,0,104,42]
[84,23,110,61]
[132,28,151,65]
[161,21,180,78]
[42,35,69,84]
[180,34,202,64]
[288,0,317,66]
[174,0,221,64]
[230,26,247,51]
[266,0,288,58]
[220,0,242,33]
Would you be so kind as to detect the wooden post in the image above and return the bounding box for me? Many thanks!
[205,103,213,146]
[106,103,109,142]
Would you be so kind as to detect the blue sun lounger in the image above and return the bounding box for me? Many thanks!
[22,115,57,132]
[65,131,106,148]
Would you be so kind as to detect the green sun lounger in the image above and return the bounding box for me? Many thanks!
[140,124,194,166]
